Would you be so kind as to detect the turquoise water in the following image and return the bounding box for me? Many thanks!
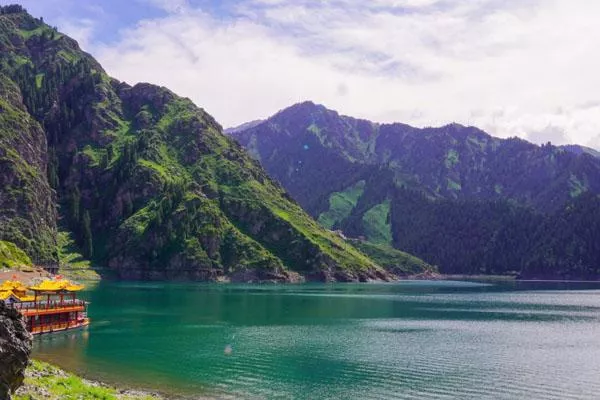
[33,281,600,399]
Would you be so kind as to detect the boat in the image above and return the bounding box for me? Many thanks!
[0,276,90,335]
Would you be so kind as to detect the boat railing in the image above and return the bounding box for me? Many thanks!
[30,319,89,335]
[13,299,87,311]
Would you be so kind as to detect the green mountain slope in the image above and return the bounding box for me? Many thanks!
[318,180,365,229]
[229,102,600,279]
[348,239,435,277]
[0,5,393,282]
[0,240,32,270]
[0,66,57,266]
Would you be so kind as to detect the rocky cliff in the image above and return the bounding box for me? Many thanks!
[0,301,32,399]
[0,70,57,266]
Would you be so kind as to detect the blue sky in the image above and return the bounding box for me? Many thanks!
[3,0,600,148]
[9,0,165,42]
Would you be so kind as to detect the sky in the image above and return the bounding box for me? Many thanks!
[4,0,600,149]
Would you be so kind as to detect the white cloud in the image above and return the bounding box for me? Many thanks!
[527,125,569,146]
[139,0,190,14]
[57,17,96,50]
[81,0,600,148]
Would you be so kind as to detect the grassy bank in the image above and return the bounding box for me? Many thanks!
[57,231,101,281]
[0,240,33,270]
[14,360,164,400]
[348,239,436,276]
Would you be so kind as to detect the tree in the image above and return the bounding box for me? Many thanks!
[70,186,80,223]
[47,149,59,188]
[124,196,134,218]
[0,5,26,14]
[82,210,93,258]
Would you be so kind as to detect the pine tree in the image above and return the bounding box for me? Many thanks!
[82,210,93,258]
[70,186,80,223]
[47,149,59,188]
[124,196,133,218]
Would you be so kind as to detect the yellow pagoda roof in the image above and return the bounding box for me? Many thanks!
[0,280,27,292]
[0,289,34,302]
[0,289,14,300]
[28,279,85,292]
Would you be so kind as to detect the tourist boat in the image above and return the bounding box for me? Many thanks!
[0,277,90,335]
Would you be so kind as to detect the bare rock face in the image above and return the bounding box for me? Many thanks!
[0,301,32,399]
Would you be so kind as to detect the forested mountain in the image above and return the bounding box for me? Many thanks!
[561,144,600,159]
[0,5,424,282]
[229,101,600,279]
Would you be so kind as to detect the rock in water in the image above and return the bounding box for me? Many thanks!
[0,301,32,399]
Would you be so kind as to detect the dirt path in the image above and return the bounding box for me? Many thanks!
[0,268,52,285]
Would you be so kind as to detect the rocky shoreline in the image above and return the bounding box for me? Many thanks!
[14,360,169,400]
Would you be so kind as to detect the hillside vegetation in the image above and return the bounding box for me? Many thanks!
[349,239,436,276]
[0,240,32,270]
[230,101,600,279]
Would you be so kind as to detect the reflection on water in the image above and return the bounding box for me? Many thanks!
[35,330,89,369]
[34,280,600,399]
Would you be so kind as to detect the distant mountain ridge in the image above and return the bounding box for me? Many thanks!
[231,101,600,212]
[561,144,600,158]
[229,101,600,279]
[224,120,264,135]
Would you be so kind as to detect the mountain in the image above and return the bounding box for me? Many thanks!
[561,144,600,159]
[0,5,404,282]
[229,101,600,279]
[224,120,264,135]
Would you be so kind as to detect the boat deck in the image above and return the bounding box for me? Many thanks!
[30,318,90,335]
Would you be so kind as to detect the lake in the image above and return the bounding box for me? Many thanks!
[33,280,600,399]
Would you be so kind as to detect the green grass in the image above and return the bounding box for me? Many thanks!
[0,240,32,270]
[12,55,31,67]
[138,159,174,183]
[318,180,365,229]
[102,120,134,166]
[82,145,104,167]
[362,199,392,245]
[447,178,462,191]
[137,143,190,184]
[569,173,586,198]
[14,360,159,400]
[307,123,322,136]
[121,204,154,238]
[156,97,197,132]
[444,149,459,168]
[18,26,46,39]
[349,239,436,275]
[57,49,76,63]
[35,73,44,89]
[57,231,100,280]
[17,24,63,40]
